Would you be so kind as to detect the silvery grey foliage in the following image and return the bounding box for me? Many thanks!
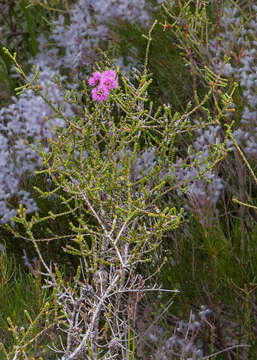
[210,4,257,157]
[0,67,74,222]
[146,306,212,360]
[188,124,224,205]
[114,147,156,182]
[168,123,224,221]
[48,0,152,70]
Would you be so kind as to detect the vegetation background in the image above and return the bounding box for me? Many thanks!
[0,0,256,359]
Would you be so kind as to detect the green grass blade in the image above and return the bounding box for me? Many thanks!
[19,0,39,57]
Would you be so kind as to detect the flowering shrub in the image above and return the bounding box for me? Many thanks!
[0,1,256,359]
[1,41,235,357]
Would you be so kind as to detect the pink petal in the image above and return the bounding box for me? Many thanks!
[92,86,109,102]
[88,71,102,86]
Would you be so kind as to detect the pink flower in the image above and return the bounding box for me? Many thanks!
[100,76,117,91]
[88,71,102,86]
[102,70,116,79]
[89,69,117,102]
[92,86,109,102]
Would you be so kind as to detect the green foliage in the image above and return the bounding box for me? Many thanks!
[0,247,57,359]
[155,215,257,358]
[108,0,220,111]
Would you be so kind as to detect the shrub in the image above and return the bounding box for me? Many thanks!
[1,34,235,357]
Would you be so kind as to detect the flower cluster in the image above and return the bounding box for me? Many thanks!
[88,70,118,102]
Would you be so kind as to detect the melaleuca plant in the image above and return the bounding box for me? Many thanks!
[3,42,236,358]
